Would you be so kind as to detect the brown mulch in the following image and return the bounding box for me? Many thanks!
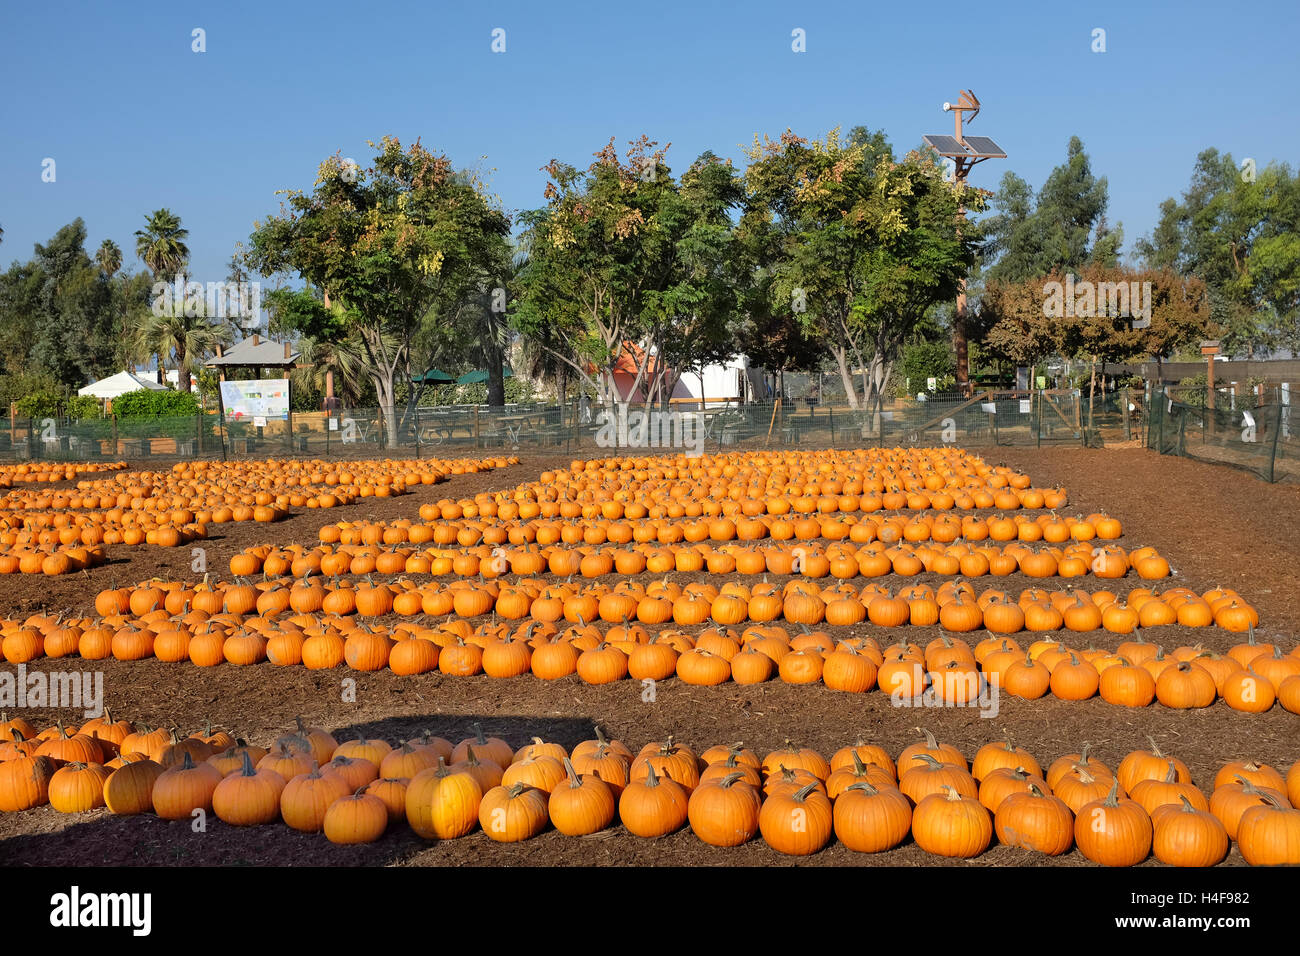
[2,445,1298,867]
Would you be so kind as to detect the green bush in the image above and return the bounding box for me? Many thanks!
[112,388,200,418]
[13,389,63,419]
[66,395,102,420]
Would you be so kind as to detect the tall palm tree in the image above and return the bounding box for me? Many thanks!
[134,209,190,383]
[96,239,123,278]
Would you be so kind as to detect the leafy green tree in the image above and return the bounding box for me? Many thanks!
[514,136,689,408]
[246,138,511,445]
[1137,149,1299,357]
[743,127,983,420]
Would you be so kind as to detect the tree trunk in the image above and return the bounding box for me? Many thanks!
[1088,356,1098,433]
[831,345,859,411]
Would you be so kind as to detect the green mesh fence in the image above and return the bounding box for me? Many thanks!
[1146,386,1292,482]
[0,389,1156,463]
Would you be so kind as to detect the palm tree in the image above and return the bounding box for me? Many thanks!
[128,308,232,395]
[292,333,374,408]
[96,239,123,278]
[134,209,190,383]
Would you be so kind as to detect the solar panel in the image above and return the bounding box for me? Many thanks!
[962,135,1006,158]
[922,134,965,156]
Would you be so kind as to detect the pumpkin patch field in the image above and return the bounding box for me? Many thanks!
[1,445,1298,867]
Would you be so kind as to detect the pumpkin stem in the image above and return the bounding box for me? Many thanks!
[1102,777,1120,807]
[1178,794,1197,813]
[1027,782,1047,799]
[1146,735,1164,758]
[845,781,880,797]
[562,758,581,788]
[644,764,659,787]
[852,752,868,775]
[180,751,195,771]
[793,781,819,802]
[914,753,944,770]
[719,771,745,789]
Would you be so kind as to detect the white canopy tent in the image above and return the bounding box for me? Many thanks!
[78,371,169,399]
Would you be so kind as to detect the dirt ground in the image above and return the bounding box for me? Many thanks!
[2,445,1299,867]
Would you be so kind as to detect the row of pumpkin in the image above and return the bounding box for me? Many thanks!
[90,577,1253,634]
[426,449,1062,521]
[0,462,129,486]
[318,509,1124,549]
[2,716,1297,864]
[229,540,1169,582]
[7,598,1296,713]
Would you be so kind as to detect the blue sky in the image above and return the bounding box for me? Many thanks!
[2,0,1295,284]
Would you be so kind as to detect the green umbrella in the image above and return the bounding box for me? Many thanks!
[412,368,455,384]
[456,368,513,385]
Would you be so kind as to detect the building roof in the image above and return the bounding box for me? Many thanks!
[206,335,300,367]
[78,371,170,398]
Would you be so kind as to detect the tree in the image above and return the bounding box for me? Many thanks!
[128,307,232,395]
[246,138,512,446]
[28,221,118,389]
[1138,149,1300,357]
[96,239,123,278]
[134,209,191,383]
[742,127,984,422]
[514,136,688,410]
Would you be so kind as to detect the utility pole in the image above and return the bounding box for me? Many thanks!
[925,91,1006,397]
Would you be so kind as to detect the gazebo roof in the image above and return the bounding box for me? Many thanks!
[206,334,300,367]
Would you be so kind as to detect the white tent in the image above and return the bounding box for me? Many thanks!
[78,371,169,399]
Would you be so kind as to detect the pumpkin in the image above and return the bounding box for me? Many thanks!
[994,783,1073,855]
[971,733,1041,782]
[406,758,483,839]
[548,759,616,836]
[1098,658,1156,707]
[687,771,762,847]
[152,751,223,820]
[212,751,286,825]
[1213,760,1286,794]
[758,780,834,855]
[833,781,912,853]
[280,766,351,832]
[1235,795,1300,866]
[897,728,967,774]
[619,764,689,838]
[1151,795,1229,867]
[978,766,1041,813]
[324,790,389,844]
[478,782,550,842]
[46,762,111,813]
[1073,779,1152,867]
[103,758,165,815]
[0,753,57,811]
[911,785,993,858]
[1129,764,1208,816]
[1117,737,1190,794]
[364,778,410,823]
[899,754,979,805]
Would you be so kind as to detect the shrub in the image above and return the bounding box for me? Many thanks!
[13,389,63,420]
[66,396,102,421]
[111,388,200,418]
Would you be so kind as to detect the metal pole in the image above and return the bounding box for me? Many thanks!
[215,384,228,461]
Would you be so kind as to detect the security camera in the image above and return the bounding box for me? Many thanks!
[943,102,952,111]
